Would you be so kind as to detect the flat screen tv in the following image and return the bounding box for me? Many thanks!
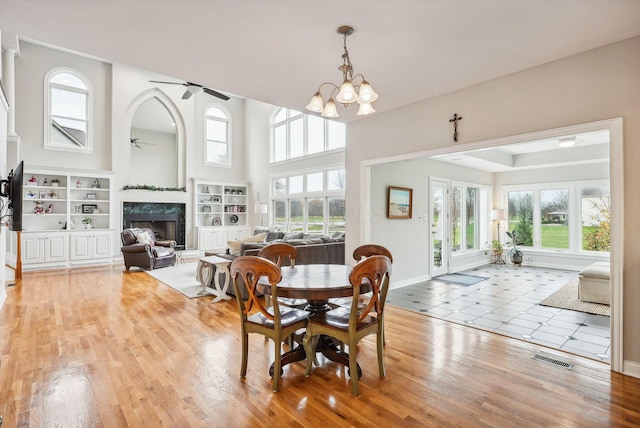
[10,161,23,231]
[1,161,24,231]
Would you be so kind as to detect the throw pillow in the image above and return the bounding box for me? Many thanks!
[283,232,304,240]
[228,232,267,256]
[135,230,154,245]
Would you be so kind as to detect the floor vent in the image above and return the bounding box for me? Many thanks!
[532,353,573,369]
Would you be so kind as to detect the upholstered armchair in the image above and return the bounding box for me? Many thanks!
[121,227,177,270]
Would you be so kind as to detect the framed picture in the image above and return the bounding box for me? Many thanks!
[39,191,48,199]
[86,193,97,200]
[203,206,212,212]
[82,204,98,214]
[387,186,413,219]
[213,217,221,226]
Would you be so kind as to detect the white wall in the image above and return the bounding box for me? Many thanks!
[347,36,640,368]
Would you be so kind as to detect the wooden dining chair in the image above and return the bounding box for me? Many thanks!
[353,244,394,263]
[230,256,309,392]
[258,243,306,309]
[303,255,392,396]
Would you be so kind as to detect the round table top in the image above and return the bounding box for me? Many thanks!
[259,264,370,300]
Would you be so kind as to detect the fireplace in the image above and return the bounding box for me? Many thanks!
[123,202,186,245]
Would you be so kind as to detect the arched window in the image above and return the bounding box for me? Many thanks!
[205,105,231,165]
[270,108,345,163]
[45,68,92,152]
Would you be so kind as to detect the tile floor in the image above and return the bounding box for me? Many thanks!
[387,264,611,362]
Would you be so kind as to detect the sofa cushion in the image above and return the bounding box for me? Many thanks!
[283,232,304,240]
[228,232,267,256]
[152,246,173,257]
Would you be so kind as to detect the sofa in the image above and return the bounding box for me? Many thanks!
[208,228,346,299]
[578,261,610,305]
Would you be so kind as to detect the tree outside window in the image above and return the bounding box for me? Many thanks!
[581,187,610,252]
[508,191,534,246]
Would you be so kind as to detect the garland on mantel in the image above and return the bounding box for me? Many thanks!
[123,185,187,192]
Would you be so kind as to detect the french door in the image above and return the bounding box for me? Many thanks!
[430,178,449,277]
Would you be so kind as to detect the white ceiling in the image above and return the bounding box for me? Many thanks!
[2,1,640,123]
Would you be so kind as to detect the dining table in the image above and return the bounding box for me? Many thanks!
[257,263,371,377]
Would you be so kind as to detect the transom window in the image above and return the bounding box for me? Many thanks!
[45,68,92,152]
[271,108,345,162]
[271,168,345,234]
[205,105,231,165]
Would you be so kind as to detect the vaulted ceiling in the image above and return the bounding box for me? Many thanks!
[2,1,640,122]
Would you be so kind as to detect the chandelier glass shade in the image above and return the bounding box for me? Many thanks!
[306,26,378,118]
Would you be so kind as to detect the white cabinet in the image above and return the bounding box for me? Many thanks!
[197,227,228,253]
[22,232,68,265]
[70,232,112,261]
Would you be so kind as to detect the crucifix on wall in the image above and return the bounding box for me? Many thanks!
[449,113,463,142]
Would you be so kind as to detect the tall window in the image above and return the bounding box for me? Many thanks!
[451,183,483,253]
[205,105,231,165]
[45,68,91,152]
[271,108,345,162]
[271,168,345,234]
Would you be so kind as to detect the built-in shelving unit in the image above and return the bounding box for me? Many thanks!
[193,179,251,253]
[19,169,113,269]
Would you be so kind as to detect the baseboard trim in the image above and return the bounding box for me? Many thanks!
[623,360,640,379]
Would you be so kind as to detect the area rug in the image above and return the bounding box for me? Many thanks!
[144,262,213,298]
[433,273,488,286]
[539,278,610,316]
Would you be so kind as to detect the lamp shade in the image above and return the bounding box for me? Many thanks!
[356,101,375,116]
[336,80,357,104]
[490,209,506,221]
[357,81,378,103]
[254,203,268,214]
[321,98,339,117]
[306,92,324,112]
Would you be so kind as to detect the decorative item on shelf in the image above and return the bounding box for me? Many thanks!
[75,206,81,213]
[43,177,48,186]
[27,175,38,186]
[203,186,209,193]
[212,196,221,203]
[94,208,101,214]
[39,191,48,199]
[237,189,243,195]
[204,213,213,226]
[230,189,237,195]
[203,206,212,213]
[92,178,100,189]
[213,217,221,226]
[82,204,98,214]
[86,193,96,200]
[229,214,239,224]
[82,217,94,229]
[48,190,58,199]
[224,188,230,194]
[26,190,37,199]
[76,179,82,188]
[33,201,44,215]
[51,178,60,187]
[45,204,53,214]
[306,25,378,118]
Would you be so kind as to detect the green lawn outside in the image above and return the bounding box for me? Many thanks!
[541,225,569,249]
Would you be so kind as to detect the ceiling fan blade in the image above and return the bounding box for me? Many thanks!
[203,87,230,101]
[149,80,186,86]
[182,90,193,100]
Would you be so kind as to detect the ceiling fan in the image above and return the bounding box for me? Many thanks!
[149,80,230,100]
[130,138,155,149]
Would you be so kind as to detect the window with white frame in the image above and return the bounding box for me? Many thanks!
[45,68,92,152]
[505,180,610,253]
[451,183,487,254]
[271,168,345,234]
[205,105,231,165]
[270,108,346,162]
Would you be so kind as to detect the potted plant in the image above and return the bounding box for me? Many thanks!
[51,178,61,187]
[82,217,94,229]
[506,229,524,266]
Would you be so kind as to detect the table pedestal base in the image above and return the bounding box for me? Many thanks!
[269,335,362,379]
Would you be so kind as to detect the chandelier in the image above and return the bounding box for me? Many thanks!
[306,26,378,118]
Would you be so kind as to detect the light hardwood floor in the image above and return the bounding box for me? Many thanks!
[1,266,639,427]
